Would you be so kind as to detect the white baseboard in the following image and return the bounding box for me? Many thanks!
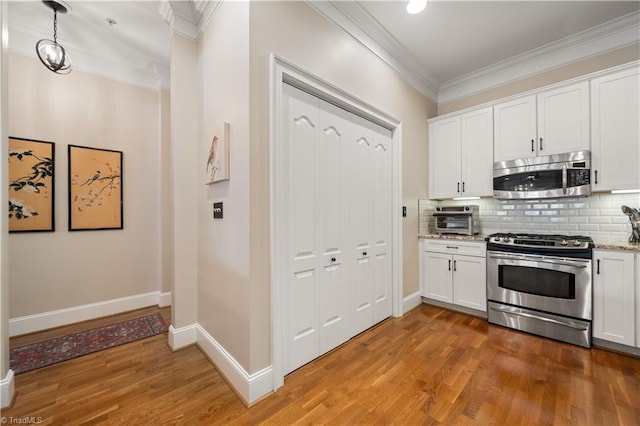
[1,369,14,409]
[9,291,172,337]
[196,325,273,405]
[168,323,198,350]
[403,291,422,315]
[158,291,172,308]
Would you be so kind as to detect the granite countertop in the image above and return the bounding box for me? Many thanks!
[417,233,487,242]
[418,234,640,252]
[595,241,640,252]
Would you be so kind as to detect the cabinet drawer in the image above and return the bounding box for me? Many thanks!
[422,239,486,257]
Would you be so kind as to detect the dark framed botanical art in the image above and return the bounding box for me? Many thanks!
[8,137,55,232]
[68,145,123,231]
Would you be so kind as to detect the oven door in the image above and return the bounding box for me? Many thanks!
[487,251,592,320]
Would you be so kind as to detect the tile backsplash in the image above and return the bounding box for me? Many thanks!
[419,193,640,243]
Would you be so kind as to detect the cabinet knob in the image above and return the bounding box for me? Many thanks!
[596,259,600,275]
[331,257,336,262]
[448,259,451,271]
[363,252,368,256]
[453,260,457,271]
[539,137,543,151]
[457,182,460,193]
[594,170,598,185]
[531,139,535,152]
[462,182,465,193]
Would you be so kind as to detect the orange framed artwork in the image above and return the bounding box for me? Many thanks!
[68,145,123,231]
[8,137,55,232]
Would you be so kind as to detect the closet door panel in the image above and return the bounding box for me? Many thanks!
[283,84,321,374]
[318,104,351,353]
[371,124,393,323]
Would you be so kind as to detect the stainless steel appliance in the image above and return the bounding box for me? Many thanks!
[493,151,591,199]
[486,233,594,348]
[433,205,479,235]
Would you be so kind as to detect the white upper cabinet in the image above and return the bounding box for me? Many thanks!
[429,107,493,199]
[590,66,640,191]
[429,116,461,199]
[461,107,493,197]
[493,94,537,162]
[536,81,590,156]
[494,81,589,162]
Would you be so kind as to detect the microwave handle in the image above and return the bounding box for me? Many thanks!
[562,163,567,194]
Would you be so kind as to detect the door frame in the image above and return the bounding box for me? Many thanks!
[269,54,403,390]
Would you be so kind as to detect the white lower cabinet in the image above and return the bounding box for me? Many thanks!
[593,249,636,347]
[420,239,487,313]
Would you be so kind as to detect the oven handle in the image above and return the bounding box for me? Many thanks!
[490,306,589,331]
[488,253,588,268]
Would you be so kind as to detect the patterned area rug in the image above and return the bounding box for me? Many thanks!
[10,313,168,375]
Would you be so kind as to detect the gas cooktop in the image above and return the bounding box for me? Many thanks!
[487,233,594,250]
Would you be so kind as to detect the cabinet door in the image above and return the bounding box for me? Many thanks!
[591,67,640,191]
[593,250,635,346]
[429,116,461,199]
[461,107,493,197]
[537,81,590,156]
[452,255,487,312]
[493,94,536,162]
[422,251,453,303]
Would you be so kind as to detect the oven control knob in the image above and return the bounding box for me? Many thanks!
[560,240,568,246]
[503,237,511,242]
[572,240,581,247]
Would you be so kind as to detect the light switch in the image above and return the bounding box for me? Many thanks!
[213,202,223,219]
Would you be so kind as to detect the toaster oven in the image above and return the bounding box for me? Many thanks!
[433,205,479,235]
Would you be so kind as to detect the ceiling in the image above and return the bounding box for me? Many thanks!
[7,1,640,102]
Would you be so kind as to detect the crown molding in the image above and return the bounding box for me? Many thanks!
[8,23,169,91]
[438,12,640,104]
[159,0,222,40]
[308,2,639,106]
[306,0,439,103]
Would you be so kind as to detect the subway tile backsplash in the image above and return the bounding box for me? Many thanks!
[419,193,640,243]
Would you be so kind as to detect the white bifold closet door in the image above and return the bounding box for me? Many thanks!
[282,83,392,375]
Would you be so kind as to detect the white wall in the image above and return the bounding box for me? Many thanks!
[8,52,162,319]
[248,1,436,373]
[196,1,251,369]
[1,0,13,408]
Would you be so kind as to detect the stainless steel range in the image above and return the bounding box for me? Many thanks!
[486,233,594,348]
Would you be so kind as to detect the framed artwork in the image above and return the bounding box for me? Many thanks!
[205,122,230,184]
[8,137,55,232]
[68,145,123,231]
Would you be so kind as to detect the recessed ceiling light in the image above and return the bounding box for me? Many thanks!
[407,0,427,15]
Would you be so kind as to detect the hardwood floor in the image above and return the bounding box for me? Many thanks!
[4,304,639,425]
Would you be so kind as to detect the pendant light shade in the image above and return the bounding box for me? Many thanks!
[36,0,72,74]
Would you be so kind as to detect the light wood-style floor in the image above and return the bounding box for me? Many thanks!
[4,304,639,425]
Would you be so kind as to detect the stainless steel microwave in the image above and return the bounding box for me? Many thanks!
[493,151,591,200]
[433,205,479,235]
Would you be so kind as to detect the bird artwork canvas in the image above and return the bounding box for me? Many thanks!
[8,137,55,232]
[206,122,230,184]
[68,145,123,230]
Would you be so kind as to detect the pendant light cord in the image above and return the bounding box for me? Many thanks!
[53,9,58,43]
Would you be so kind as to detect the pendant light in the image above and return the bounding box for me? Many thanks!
[36,0,72,74]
